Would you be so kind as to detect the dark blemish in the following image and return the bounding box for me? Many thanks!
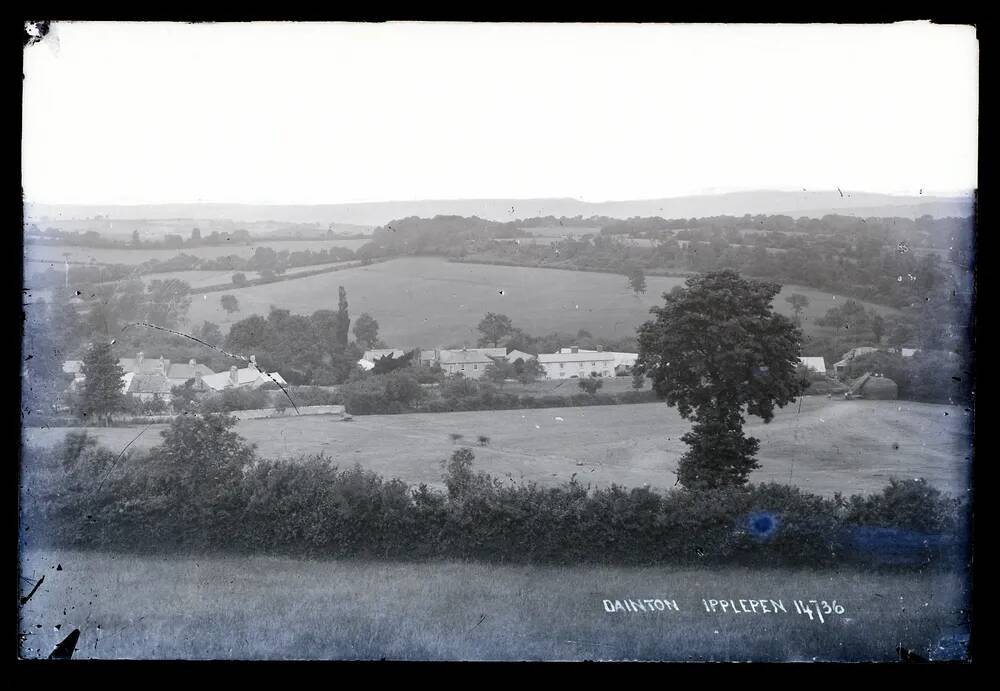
[837,187,844,198]
[892,443,900,450]
[49,629,80,660]
[23,20,49,47]
[944,412,949,416]
[747,511,779,539]
[56,564,62,571]
[497,289,504,295]
[19,575,44,606]
[469,614,487,631]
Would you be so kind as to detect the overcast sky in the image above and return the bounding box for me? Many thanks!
[22,21,978,205]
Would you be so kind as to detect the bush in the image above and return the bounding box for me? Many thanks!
[25,432,965,569]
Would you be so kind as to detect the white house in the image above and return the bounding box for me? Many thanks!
[537,347,617,379]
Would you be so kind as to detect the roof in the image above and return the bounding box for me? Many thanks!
[357,359,376,371]
[538,351,616,364]
[119,357,170,374]
[438,348,506,365]
[505,349,536,362]
[120,371,134,394]
[127,372,173,395]
[200,367,286,391]
[798,357,827,373]
[839,347,879,362]
[419,350,438,362]
[166,363,215,381]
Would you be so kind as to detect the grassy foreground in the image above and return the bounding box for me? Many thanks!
[18,550,969,661]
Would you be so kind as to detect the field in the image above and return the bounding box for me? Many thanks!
[177,257,896,345]
[17,549,970,660]
[23,238,372,268]
[23,398,971,498]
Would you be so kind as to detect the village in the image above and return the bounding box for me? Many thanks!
[54,341,929,417]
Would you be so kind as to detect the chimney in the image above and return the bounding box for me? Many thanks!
[229,365,239,387]
[250,355,258,370]
[137,352,144,370]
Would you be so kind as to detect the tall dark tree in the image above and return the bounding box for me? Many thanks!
[784,293,809,323]
[634,271,808,490]
[335,286,351,351]
[477,313,513,348]
[220,295,239,315]
[79,342,127,426]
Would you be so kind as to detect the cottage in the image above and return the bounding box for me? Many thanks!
[537,346,617,379]
[126,372,174,402]
[436,348,506,379]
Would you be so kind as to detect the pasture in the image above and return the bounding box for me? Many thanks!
[22,238,372,268]
[178,257,896,345]
[17,549,969,660]
[23,398,972,498]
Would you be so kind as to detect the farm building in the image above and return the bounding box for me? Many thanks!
[845,373,898,400]
[200,356,287,392]
[832,347,880,379]
[436,348,506,379]
[537,347,617,379]
[798,356,828,374]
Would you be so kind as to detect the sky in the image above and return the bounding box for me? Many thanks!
[22,21,979,205]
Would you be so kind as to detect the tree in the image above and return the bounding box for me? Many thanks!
[130,230,140,246]
[198,321,223,345]
[514,358,545,385]
[634,271,808,490]
[79,342,127,425]
[190,227,201,243]
[870,311,886,344]
[477,313,513,347]
[335,286,351,351]
[353,312,380,349]
[483,359,515,387]
[220,294,240,315]
[232,272,248,287]
[578,374,604,395]
[626,266,647,296]
[784,293,809,323]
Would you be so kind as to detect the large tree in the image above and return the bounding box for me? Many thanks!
[626,265,647,296]
[79,342,128,426]
[477,313,513,348]
[634,270,808,490]
[353,312,380,349]
[335,286,351,351]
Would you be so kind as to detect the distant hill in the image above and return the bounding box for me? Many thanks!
[25,190,975,226]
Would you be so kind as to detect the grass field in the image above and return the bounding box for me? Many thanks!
[177,257,896,346]
[23,239,371,267]
[23,398,971,497]
[17,549,970,660]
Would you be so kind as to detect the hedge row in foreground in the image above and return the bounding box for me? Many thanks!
[20,414,968,569]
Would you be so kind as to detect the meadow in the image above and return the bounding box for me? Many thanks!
[23,238,372,268]
[178,257,896,345]
[23,398,971,497]
[17,549,970,661]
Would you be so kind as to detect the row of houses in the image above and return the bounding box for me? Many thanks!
[359,346,639,380]
[62,351,287,402]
